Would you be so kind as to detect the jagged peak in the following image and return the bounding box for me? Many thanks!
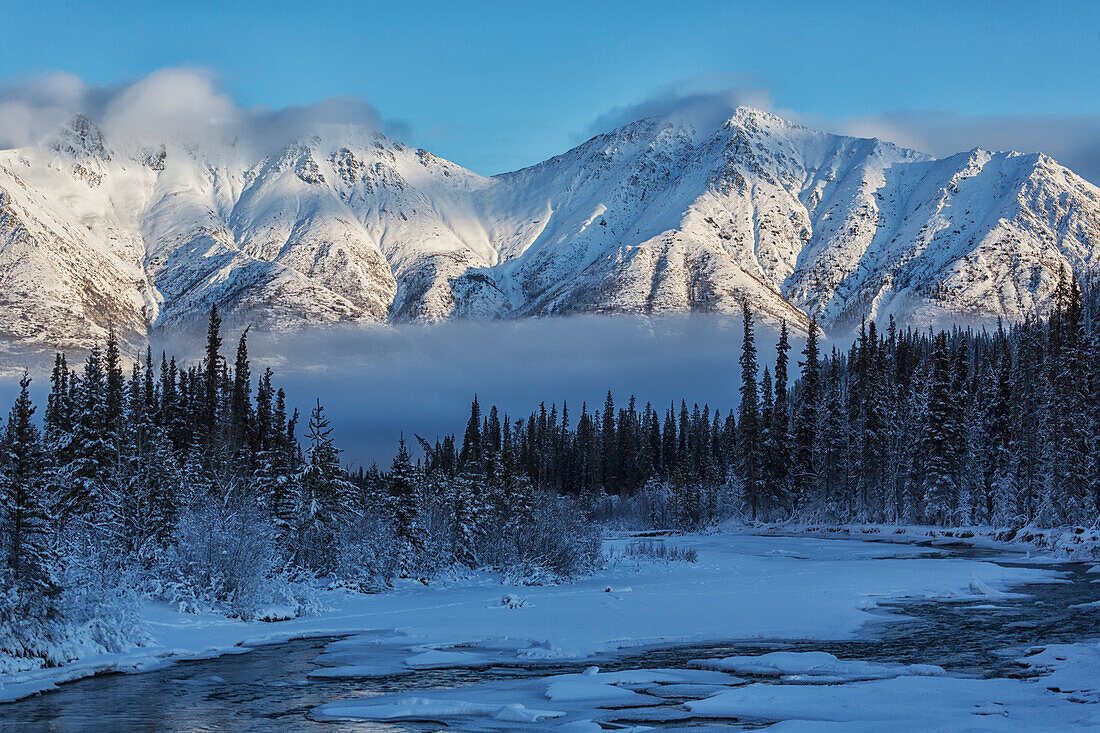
[49,113,110,162]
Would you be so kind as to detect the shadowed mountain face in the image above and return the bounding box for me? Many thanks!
[1,107,1098,348]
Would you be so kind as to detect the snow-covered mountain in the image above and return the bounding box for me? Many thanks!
[1,107,1098,348]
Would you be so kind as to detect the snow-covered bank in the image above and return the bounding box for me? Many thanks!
[750,522,1100,560]
[0,532,1057,704]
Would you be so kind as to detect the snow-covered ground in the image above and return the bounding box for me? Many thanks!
[0,532,1063,707]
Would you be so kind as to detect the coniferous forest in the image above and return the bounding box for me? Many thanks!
[1,271,1098,672]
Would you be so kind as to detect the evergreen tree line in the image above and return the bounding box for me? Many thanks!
[434,273,1099,529]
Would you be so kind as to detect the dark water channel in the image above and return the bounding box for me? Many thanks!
[3,543,1098,732]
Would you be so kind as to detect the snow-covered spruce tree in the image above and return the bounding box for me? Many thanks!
[1040,270,1092,526]
[759,366,775,511]
[575,402,599,496]
[44,353,72,455]
[881,320,909,522]
[57,344,117,527]
[1,372,59,602]
[738,302,763,519]
[130,430,182,549]
[0,373,71,673]
[985,330,1021,524]
[600,391,617,492]
[201,304,223,444]
[229,328,253,456]
[922,333,960,525]
[459,395,483,468]
[768,321,793,514]
[1012,318,1046,522]
[103,328,125,451]
[296,399,355,570]
[819,351,848,518]
[388,437,423,576]
[792,316,820,511]
[448,468,484,568]
[857,322,889,521]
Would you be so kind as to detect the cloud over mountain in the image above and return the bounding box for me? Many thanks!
[0,68,409,156]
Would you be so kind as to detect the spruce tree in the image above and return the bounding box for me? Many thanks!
[302,399,352,527]
[389,437,422,574]
[793,317,820,508]
[770,322,792,513]
[230,328,253,452]
[923,333,959,524]
[459,396,483,469]
[59,345,115,523]
[738,302,763,518]
[104,327,125,446]
[600,391,617,491]
[1,372,58,598]
[202,304,222,442]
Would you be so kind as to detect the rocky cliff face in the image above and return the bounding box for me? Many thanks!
[1,107,1097,348]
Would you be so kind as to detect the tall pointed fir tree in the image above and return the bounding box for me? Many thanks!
[769,321,792,513]
[59,345,116,525]
[600,391,617,491]
[389,437,423,576]
[922,332,959,524]
[1,372,59,601]
[201,303,222,445]
[229,328,253,455]
[459,396,483,470]
[104,327,125,449]
[793,317,820,509]
[738,302,763,518]
[302,399,352,528]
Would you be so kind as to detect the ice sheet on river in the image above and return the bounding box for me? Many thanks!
[689,650,945,682]
[311,652,1100,731]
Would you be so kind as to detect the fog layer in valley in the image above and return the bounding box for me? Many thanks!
[188,315,788,466]
[0,314,796,466]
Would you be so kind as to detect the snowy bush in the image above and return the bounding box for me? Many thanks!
[1,524,147,676]
[0,569,73,674]
[56,523,148,655]
[330,511,401,592]
[590,478,739,531]
[406,494,455,577]
[154,498,316,620]
[621,539,697,563]
[489,493,604,581]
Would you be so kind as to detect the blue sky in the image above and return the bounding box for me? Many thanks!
[4,1,1100,177]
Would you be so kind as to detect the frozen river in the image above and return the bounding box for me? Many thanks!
[3,535,1099,731]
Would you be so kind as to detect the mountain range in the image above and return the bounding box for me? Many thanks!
[1,106,1098,348]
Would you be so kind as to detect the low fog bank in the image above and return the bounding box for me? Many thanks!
[1,315,800,467]
[242,315,792,467]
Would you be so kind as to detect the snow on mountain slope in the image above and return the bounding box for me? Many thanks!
[0,107,1097,348]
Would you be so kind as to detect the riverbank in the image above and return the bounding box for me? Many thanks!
[747,521,1100,560]
[0,531,1060,705]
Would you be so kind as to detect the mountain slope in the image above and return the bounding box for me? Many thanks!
[0,108,1097,348]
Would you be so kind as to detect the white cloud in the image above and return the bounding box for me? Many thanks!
[586,78,1100,185]
[0,68,409,154]
[828,111,1100,185]
[99,68,242,146]
[583,74,773,138]
[0,72,93,149]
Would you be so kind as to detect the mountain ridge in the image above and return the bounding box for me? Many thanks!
[1,106,1097,348]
